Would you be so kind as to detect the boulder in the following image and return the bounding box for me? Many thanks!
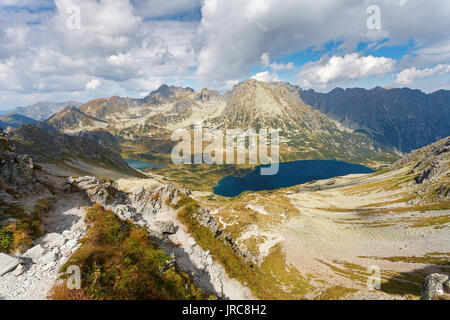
[40,251,58,265]
[64,238,78,250]
[41,232,66,249]
[12,263,24,276]
[422,273,450,300]
[23,244,45,263]
[0,253,22,276]
[155,221,177,235]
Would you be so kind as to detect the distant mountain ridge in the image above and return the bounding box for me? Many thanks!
[299,87,450,153]
[47,106,108,132]
[0,113,37,129]
[10,101,82,121]
[6,122,139,178]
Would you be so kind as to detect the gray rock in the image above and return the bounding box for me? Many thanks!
[422,273,449,300]
[444,280,450,293]
[12,263,24,276]
[64,238,78,249]
[0,253,22,276]
[155,221,177,234]
[41,232,66,248]
[40,251,58,265]
[23,244,45,263]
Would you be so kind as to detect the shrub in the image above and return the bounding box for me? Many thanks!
[53,204,208,300]
[0,227,14,252]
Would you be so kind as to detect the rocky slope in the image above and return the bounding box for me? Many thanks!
[195,136,449,299]
[0,114,37,130]
[67,176,254,299]
[391,136,449,203]
[47,106,108,132]
[300,87,450,153]
[5,123,140,179]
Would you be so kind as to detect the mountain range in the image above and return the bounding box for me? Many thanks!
[9,101,82,121]
[45,80,402,167]
[299,87,450,153]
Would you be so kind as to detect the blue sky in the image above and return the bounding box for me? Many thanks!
[0,0,449,110]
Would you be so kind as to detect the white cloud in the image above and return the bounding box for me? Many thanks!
[297,53,395,88]
[260,52,270,68]
[395,64,450,85]
[0,0,199,107]
[251,71,280,82]
[85,79,101,90]
[269,62,294,71]
[195,0,450,84]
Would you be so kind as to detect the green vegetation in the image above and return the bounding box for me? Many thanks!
[0,199,49,253]
[318,259,430,298]
[153,163,253,191]
[52,204,208,300]
[0,227,13,252]
[315,285,358,300]
[360,252,450,266]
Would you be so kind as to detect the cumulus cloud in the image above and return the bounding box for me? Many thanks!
[395,64,450,85]
[269,62,294,71]
[260,52,270,68]
[297,53,395,88]
[196,0,450,84]
[86,79,101,90]
[251,71,280,82]
[0,0,199,107]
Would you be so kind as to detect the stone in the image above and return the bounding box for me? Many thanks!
[64,238,78,249]
[155,220,177,234]
[40,251,58,265]
[23,244,45,263]
[62,230,75,239]
[0,253,22,276]
[444,280,450,293]
[12,264,24,276]
[422,273,449,300]
[16,243,29,254]
[42,232,66,249]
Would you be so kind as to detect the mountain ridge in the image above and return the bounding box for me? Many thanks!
[299,86,450,153]
[10,101,82,121]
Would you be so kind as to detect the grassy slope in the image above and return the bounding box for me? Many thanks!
[51,204,209,300]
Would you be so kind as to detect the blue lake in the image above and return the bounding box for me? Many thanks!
[213,160,375,197]
[125,158,166,170]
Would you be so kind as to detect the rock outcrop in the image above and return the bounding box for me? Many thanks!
[422,273,450,300]
[0,253,22,276]
[391,136,450,202]
[6,123,140,178]
[0,128,46,194]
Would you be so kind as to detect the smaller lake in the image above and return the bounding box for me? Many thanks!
[125,158,166,170]
[213,160,375,197]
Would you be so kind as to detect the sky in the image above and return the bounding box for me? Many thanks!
[0,0,450,110]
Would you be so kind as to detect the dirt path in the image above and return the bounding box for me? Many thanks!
[0,192,89,300]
